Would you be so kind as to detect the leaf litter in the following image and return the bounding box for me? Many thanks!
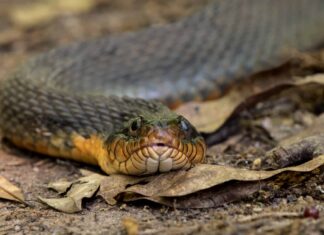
[0,175,25,203]
[176,73,324,133]
[39,174,105,213]
[39,155,324,212]
[10,0,96,29]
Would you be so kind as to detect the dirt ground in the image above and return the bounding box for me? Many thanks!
[0,0,323,234]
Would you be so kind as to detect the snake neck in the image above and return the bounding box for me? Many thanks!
[70,133,119,174]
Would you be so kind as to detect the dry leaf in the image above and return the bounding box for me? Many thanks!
[99,175,148,205]
[0,176,25,203]
[124,155,324,198]
[123,181,265,208]
[10,4,54,28]
[39,173,105,213]
[10,0,96,28]
[48,180,73,194]
[38,197,80,213]
[119,156,324,208]
[41,155,323,211]
[176,74,324,133]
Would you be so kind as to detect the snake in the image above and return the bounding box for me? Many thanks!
[0,0,324,176]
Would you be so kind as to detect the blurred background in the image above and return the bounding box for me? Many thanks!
[0,0,210,80]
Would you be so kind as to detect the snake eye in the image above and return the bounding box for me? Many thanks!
[178,116,199,138]
[129,117,142,134]
[179,116,192,133]
[180,118,189,132]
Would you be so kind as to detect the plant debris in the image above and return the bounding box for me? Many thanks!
[39,174,104,213]
[177,74,324,133]
[39,155,324,211]
[0,175,24,203]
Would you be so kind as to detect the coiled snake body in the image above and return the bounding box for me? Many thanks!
[1,0,324,175]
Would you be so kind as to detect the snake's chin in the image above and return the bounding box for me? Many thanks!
[106,139,206,175]
[131,143,200,175]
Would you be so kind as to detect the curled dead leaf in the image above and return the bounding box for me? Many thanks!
[123,181,265,209]
[47,180,73,194]
[98,175,148,205]
[0,175,25,203]
[176,74,324,133]
[10,0,96,28]
[39,174,105,213]
[41,155,324,211]
[119,156,324,208]
[124,155,324,198]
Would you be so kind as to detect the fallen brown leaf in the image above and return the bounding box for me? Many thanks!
[39,173,105,213]
[176,74,324,133]
[10,0,96,29]
[0,175,25,203]
[47,180,73,194]
[41,154,323,211]
[99,175,148,205]
[120,156,323,208]
[124,155,324,198]
[123,181,265,209]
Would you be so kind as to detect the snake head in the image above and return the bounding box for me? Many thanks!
[104,115,206,175]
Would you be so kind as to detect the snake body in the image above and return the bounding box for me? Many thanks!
[1,0,324,175]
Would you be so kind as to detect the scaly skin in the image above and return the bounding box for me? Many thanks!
[1,0,324,175]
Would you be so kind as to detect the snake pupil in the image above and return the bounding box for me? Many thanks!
[130,118,141,132]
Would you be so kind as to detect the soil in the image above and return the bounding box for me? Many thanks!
[0,1,323,234]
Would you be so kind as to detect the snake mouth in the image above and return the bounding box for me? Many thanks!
[107,138,206,175]
[132,144,190,174]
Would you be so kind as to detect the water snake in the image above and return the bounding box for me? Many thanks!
[1,0,324,175]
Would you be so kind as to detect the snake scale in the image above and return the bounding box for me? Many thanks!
[1,0,324,175]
